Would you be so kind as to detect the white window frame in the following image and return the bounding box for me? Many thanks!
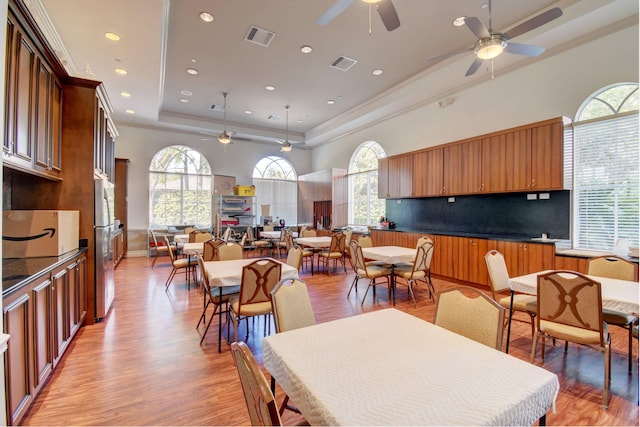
[348,141,386,226]
[252,156,298,226]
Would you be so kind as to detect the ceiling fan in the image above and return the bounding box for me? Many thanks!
[317,0,400,32]
[277,105,293,152]
[427,1,562,77]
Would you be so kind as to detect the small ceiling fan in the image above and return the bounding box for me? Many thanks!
[317,0,400,32]
[427,1,562,77]
[218,92,232,144]
[277,105,293,152]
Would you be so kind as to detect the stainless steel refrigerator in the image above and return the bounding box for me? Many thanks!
[95,178,115,321]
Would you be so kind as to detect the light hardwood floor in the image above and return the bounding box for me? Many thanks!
[21,254,638,426]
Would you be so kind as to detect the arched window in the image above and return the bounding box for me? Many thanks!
[573,83,639,250]
[252,156,297,225]
[149,145,212,229]
[348,141,386,225]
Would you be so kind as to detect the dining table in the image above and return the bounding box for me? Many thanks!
[295,236,332,274]
[202,258,298,352]
[260,230,299,239]
[507,270,639,352]
[263,308,559,426]
[361,246,417,304]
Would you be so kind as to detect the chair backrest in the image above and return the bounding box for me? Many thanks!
[183,226,197,234]
[299,226,308,235]
[484,250,511,296]
[239,259,282,306]
[349,240,367,274]
[194,231,213,242]
[222,227,233,241]
[328,232,346,254]
[216,242,244,261]
[271,278,316,333]
[246,226,257,242]
[587,255,637,281]
[285,247,303,271]
[343,230,353,246]
[413,240,435,273]
[284,231,295,251]
[239,232,248,249]
[357,235,373,248]
[416,235,433,249]
[164,236,177,262]
[203,238,225,261]
[230,341,282,427]
[434,286,505,350]
[262,225,274,232]
[301,229,316,238]
[188,229,199,243]
[196,252,211,294]
[536,271,604,342]
[150,230,160,246]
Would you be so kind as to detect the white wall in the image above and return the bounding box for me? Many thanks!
[115,23,638,232]
[311,24,639,170]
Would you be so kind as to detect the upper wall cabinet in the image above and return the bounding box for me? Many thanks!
[412,148,443,197]
[378,155,413,198]
[443,139,482,195]
[3,9,62,180]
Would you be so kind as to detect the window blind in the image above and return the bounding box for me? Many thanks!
[573,113,639,250]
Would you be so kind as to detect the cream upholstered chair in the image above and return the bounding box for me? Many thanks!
[164,236,197,290]
[150,230,172,268]
[262,225,274,232]
[285,246,303,271]
[393,240,435,307]
[216,242,244,261]
[274,230,289,258]
[434,286,505,351]
[317,232,347,275]
[357,235,373,247]
[415,235,433,249]
[230,341,283,426]
[300,228,316,238]
[202,238,226,261]
[485,249,537,353]
[246,227,270,257]
[193,231,213,242]
[587,255,638,374]
[222,227,234,241]
[531,271,611,408]
[229,259,282,342]
[183,226,197,234]
[196,253,240,345]
[349,240,391,305]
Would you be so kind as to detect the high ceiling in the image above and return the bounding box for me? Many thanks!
[27,0,638,149]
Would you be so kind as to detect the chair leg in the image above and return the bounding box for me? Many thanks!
[165,268,177,290]
[627,322,634,375]
[530,331,540,363]
[347,275,359,297]
[406,279,417,308]
[604,338,611,409]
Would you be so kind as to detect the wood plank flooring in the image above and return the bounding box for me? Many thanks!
[21,254,638,426]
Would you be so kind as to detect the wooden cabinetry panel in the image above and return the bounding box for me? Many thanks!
[530,121,564,190]
[11,29,36,165]
[412,148,443,197]
[482,130,530,192]
[554,255,588,273]
[388,155,413,198]
[443,140,482,195]
[377,157,389,199]
[31,279,53,390]
[493,240,554,277]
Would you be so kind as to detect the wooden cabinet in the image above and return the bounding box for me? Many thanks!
[493,240,554,277]
[529,120,566,190]
[3,252,87,425]
[412,148,443,197]
[114,158,129,258]
[113,230,125,267]
[481,129,530,193]
[3,8,62,180]
[378,155,412,198]
[443,139,482,195]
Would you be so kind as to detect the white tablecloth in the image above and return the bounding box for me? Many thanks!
[361,246,416,264]
[510,270,639,315]
[263,309,559,426]
[203,258,298,287]
[182,242,203,255]
[296,236,332,248]
[260,230,298,239]
[173,233,189,243]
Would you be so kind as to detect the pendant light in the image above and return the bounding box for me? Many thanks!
[218,92,231,144]
[280,105,292,152]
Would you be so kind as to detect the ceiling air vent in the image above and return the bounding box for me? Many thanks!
[330,56,358,71]
[209,104,224,112]
[267,114,282,121]
[245,26,275,47]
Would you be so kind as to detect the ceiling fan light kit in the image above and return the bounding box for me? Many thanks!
[218,92,232,145]
[474,35,507,60]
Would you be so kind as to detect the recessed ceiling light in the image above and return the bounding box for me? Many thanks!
[186,68,199,75]
[372,69,383,76]
[300,45,313,54]
[296,119,304,123]
[180,90,193,96]
[326,99,335,105]
[120,92,131,98]
[480,3,488,9]
[104,32,120,41]
[244,110,253,115]
[114,68,127,75]
[126,109,135,114]
[265,85,276,91]
[453,16,466,27]
[180,98,189,103]
[199,12,214,22]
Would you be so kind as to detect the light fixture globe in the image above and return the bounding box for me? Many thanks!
[218,131,231,144]
[474,34,507,60]
[280,142,292,152]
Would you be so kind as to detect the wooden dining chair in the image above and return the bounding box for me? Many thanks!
[229,259,282,343]
[164,236,196,290]
[246,226,270,257]
[216,242,244,261]
[485,249,537,353]
[434,286,505,351]
[415,235,433,249]
[230,341,283,426]
[393,240,435,307]
[149,230,171,268]
[196,253,240,345]
[202,238,226,261]
[531,270,611,408]
[317,232,347,275]
[349,240,391,305]
[587,255,638,374]
[285,246,303,272]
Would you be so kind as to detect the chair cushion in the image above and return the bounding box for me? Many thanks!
[498,294,537,313]
[319,251,343,259]
[230,298,272,316]
[602,309,637,326]
[395,268,425,281]
[357,265,391,278]
[173,259,192,268]
[540,320,608,345]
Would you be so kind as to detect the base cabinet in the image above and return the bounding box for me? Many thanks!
[3,252,87,425]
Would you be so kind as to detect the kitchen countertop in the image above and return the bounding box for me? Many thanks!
[2,247,88,297]
[370,227,570,245]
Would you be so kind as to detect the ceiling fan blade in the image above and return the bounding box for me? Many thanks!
[465,58,484,77]
[504,42,545,57]
[427,47,473,62]
[377,0,400,31]
[464,17,490,39]
[504,7,562,40]
[316,0,355,26]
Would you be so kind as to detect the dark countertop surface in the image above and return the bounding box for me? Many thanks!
[2,247,88,297]
[370,227,570,245]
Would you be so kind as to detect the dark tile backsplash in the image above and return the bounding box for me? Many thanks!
[385,190,570,239]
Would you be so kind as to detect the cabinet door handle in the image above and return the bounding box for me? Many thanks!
[531,179,536,188]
